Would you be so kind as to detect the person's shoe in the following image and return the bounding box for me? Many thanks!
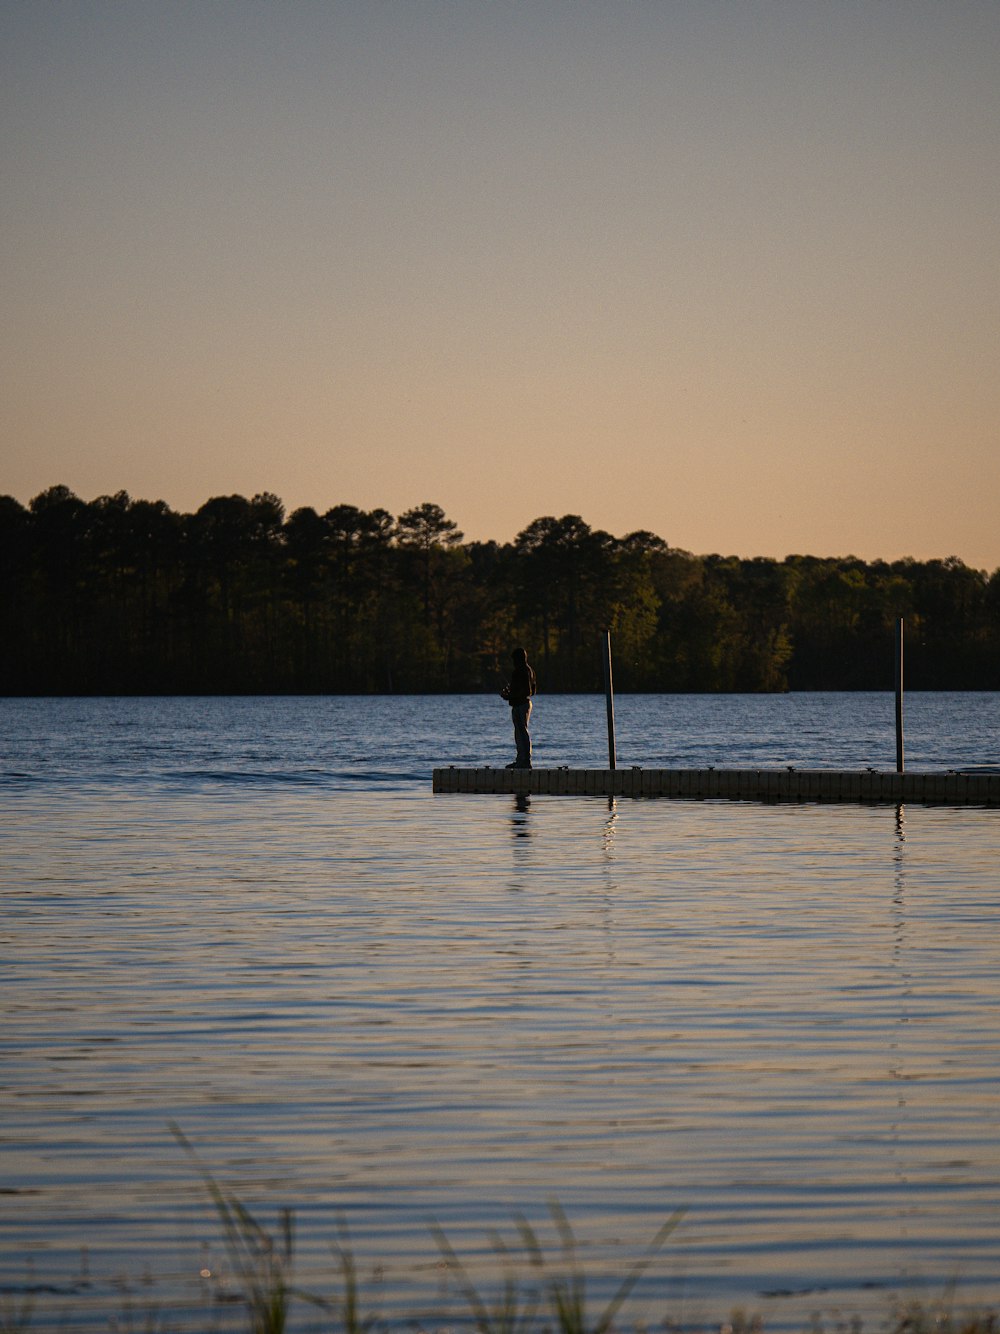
[505,761,518,769]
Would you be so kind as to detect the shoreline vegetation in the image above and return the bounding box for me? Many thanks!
[3,487,999,696]
[3,1130,997,1334]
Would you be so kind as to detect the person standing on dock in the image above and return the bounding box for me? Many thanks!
[500,647,536,769]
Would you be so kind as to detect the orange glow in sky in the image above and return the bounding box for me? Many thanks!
[2,2,999,567]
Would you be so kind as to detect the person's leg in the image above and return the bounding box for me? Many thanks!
[512,701,532,767]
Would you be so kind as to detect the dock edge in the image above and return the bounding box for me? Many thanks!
[431,768,1000,805]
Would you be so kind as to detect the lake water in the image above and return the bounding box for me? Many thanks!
[2,693,1000,1332]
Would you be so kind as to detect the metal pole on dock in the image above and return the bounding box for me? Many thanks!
[602,631,617,770]
[895,617,905,774]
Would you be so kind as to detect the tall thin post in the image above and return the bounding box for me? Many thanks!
[894,617,905,774]
[602,630,617,770]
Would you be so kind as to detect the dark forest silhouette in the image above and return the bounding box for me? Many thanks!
[2,485,998,694]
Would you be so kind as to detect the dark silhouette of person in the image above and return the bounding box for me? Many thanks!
[500,647,536,769]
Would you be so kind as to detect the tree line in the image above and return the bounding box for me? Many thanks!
[2,485,998,694]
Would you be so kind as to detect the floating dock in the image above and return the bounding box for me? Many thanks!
[432,767,1000,805]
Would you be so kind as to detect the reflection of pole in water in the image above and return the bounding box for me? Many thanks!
[888,802,912,1278]
[893,803,907,942]
[599,797,619,969]
[602,797,618,857]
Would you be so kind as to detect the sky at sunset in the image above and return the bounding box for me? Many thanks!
[3,1,999,567]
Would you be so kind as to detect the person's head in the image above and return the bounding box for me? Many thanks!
[511,647,528,666]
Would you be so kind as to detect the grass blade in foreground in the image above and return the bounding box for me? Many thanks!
[170,1122,295,1334]
[434,1201,685,1334]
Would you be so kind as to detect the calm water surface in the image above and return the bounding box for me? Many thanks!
[2,694,999,1331]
